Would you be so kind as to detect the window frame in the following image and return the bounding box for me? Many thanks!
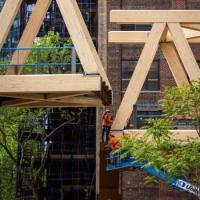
[121,59,161,94]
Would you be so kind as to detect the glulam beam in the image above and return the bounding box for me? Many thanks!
[109,28,200,44]
[113,129,199,141]
[0,74,101,93]
[110,10,200,24]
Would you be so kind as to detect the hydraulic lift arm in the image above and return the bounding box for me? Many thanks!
[106,152,200,198]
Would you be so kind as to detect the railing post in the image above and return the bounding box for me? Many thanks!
[71,46,76,73]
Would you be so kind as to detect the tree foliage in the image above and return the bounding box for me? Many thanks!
[120,80,200,185]
[0,31,82,199]
[24,31,73,74]
[0,108,49,200]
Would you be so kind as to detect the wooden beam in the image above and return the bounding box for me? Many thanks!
[166,27,200,42]
[1,94,101,107]
[0,74,101,93]
[168,23,200,81]
[187,37,200,43]
[2,97,103,108]
[182,24,200,31]
[1,99,40,107]
[46,92,90,100]
[0,92,90,101]
[110,10,200,24]
[109,28,200,44]
[111,23,166,130]
[56,0,111,90]
[108,31,149,44]
[113,129,199,141]
[0,0,22,48]
[58,96,103,106]
[0,93,45,100]
[160,43,189,87]
[6,0,52,75]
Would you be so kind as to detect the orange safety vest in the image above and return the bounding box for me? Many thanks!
[108,136,120,150]
[102,113,113,127]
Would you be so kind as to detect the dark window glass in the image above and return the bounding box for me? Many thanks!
[121,60,160,92]
[21,0,97,43]
[121,24,151,31]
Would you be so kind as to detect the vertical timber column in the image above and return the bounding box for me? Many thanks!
[0,0,22,48]
[6,0,52,75]
[112,23,166,131]
[97,1,107,197]
[96,107,101,197]
[98,0,107,69]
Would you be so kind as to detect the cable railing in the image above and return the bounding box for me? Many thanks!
[0,46,83,75]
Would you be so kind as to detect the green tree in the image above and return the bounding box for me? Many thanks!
[0,107,85,200]
[0,108,48,200]
[119,80,200,185]
[24,31,73,74]
[0,31,83,200]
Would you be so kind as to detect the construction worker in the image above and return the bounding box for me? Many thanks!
[102,110,113,143]
[107,134,121,165]
[108,134,121,150]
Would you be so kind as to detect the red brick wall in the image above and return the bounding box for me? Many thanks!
[172,0,186,9]
[186,0,200,9]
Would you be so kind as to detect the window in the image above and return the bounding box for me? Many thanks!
[121,24,152,31]
[136,111,162,128]
[121,60,160,92]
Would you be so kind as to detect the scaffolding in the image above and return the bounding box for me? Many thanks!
[46,108,96,200]
[16,108,96,200]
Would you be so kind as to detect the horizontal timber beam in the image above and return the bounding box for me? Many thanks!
[113,129,199,141]
[0,92,90,101]
[0,74,101,93]
[109,31,149,44]
[0,94,98,107]
[110,10,200,24]
[3,97,103,108]
[109,28,200,44]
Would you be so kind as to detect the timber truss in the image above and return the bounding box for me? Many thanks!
[109,10,200,138]
[0,0,112,107]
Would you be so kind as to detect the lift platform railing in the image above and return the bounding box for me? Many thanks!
[106,151,200,198]
[0,46,83,74]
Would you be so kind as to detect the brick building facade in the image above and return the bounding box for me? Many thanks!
[98,0,200,199]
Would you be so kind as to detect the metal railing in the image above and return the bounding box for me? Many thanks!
[0,46,83,75]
